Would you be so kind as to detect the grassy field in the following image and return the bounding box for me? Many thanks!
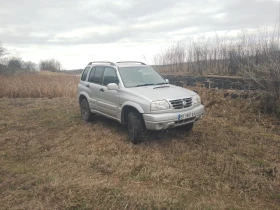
[0,77,279,210]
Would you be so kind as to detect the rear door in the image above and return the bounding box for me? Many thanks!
[87,66,104,112]
[78,66,91,100]
[97,67,120,118]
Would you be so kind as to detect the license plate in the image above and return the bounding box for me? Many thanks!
[178,112,195,120]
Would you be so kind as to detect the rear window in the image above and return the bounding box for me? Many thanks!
[88,67,96,83]
[81,67,90,81]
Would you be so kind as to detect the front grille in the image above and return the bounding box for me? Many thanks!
[169,98,192,109]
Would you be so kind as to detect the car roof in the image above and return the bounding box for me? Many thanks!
[86,61,148,68]
[116,63,148,68]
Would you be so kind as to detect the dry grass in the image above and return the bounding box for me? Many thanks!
[0,73,79,98]
[0,87,279,210]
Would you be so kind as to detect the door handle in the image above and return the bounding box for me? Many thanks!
[86,84,90,88]
[100,88,104,92]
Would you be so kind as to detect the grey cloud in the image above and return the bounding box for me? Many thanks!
[0,0,278,46]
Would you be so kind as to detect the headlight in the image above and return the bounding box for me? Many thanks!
[151,100,170,111]
[192,95,201,104]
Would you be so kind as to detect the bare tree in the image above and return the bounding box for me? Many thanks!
[0,42,7,66]
[23,61,37,71]
[154,40,187,73]
[39,59,62,72]
[0,42,4,57]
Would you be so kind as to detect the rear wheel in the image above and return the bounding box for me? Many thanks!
[127,112,145,144]
[80,98,93,122]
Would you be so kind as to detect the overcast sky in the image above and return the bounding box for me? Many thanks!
[0,0,279,69]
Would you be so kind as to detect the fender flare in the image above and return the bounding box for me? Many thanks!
[121,101,145,113]
[78,91,90,103]
[120,101,145,124]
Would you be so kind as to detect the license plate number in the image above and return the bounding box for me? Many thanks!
[178,113,195,120]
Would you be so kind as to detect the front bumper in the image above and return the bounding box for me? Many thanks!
[143,104,204,130]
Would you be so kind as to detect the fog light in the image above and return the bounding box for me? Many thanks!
[156,123,164,130]
[196,115,203,121]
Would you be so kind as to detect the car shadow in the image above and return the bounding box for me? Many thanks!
[142,128,196,143]
[87,114,200,144]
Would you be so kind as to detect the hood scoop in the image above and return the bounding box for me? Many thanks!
[153,85,170,89]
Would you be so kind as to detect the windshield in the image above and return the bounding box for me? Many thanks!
[118,66,167,88]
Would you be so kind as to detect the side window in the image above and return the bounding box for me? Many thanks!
[81,67,90,81]
[92,66,104,84]
[103,67,119,86]
[88,67,96,83]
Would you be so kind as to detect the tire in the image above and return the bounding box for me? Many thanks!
[80,98,93,122]
[127,112,145,144]
[178,122,194,132]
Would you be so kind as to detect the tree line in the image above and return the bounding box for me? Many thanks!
[0,42,62,75]
[153,30,280,76]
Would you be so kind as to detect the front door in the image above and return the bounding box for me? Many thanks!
[98,67,120,118]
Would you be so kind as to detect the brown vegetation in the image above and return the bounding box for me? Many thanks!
[0,73,79,98]
[0,86,279,209]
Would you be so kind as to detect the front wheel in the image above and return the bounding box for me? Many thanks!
[127,112,145,144]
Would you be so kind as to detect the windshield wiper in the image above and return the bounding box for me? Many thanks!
[155,82,168,85]
[136,83,155,87]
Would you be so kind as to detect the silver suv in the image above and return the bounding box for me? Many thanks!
[78,61,204,144]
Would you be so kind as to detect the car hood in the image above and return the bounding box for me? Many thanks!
[128,85,196,101]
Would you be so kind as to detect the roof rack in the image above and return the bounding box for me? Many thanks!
[88,61,116,66]
[116,61,146,65]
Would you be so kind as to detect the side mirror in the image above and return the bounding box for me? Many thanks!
[165,79,169,84]
[107,83,119,91]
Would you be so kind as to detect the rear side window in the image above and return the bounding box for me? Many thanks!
[81,67,90,81]
[103,67,119,86]
[91,66,104,84]
[88,67,96,83]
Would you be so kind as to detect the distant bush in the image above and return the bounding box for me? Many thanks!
[8,57,23,69]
